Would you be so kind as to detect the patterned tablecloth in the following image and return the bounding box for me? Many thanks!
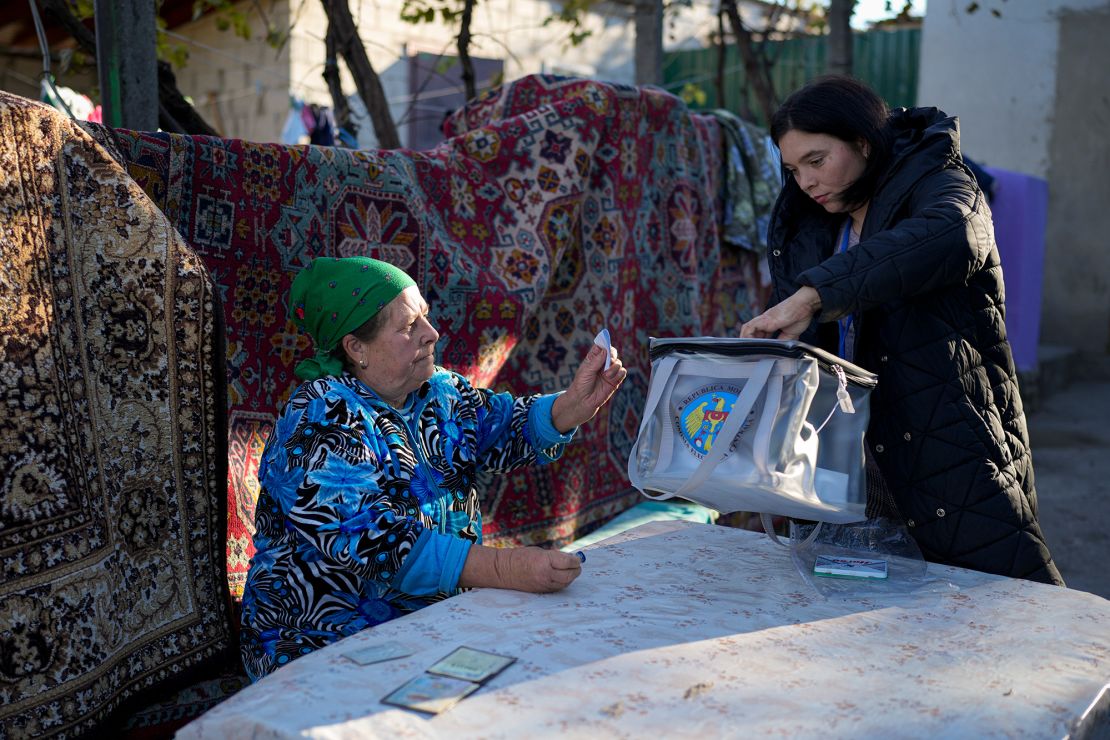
[178,521,1109,739]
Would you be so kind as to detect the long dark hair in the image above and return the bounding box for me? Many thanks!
[770,75,893,210]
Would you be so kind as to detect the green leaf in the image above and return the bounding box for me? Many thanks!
[680,82,707,106]
[265,25,286,49]
[72,0,95,20]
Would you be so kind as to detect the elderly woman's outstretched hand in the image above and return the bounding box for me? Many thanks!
[550,342,627,433]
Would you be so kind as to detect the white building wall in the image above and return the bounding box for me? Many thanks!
[285,0,650,146]
[171,0,718,145]
[169,3,292,143]
[918,0,1110,353]
[917,0,1107,178]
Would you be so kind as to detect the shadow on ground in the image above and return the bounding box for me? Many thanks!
[1027,375,1110,599]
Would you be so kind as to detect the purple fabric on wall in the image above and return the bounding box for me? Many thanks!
[984,166,1048,373]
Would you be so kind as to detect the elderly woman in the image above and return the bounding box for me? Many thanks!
[240,256,626,680]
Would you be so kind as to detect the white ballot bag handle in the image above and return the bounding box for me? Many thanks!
[629,357,776,501]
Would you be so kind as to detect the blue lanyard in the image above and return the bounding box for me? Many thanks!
[837,222,854,359]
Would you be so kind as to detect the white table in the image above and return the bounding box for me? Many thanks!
[179,521,1109,739]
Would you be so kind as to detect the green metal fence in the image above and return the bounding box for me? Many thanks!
[662,27,921,127]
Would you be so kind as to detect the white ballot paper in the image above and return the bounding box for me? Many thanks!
[594,328,612,370]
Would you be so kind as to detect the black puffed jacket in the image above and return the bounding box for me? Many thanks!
[766,107,1063,585]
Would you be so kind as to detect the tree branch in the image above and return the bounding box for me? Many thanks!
[826,0,855,77]
[323,21,357,144]
[320,0,401,149]
[721,0,777,126]
[457,0,476,101]
[157,59,219,136]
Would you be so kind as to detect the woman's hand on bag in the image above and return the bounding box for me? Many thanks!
[740,287,822,341]
[551,343,627,433]
[459,545,582,593]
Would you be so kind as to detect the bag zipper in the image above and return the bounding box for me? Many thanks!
[648,338,877,388]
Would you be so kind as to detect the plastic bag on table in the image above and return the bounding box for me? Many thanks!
[787,517,960,600]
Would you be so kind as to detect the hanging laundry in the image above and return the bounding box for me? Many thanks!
[40,81,97,121]
[281,98,308,145]
[705,109,781,326]
[711,109,782,257]
[300,102,335,146]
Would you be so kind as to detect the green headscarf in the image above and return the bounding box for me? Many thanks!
[289,256,416,380]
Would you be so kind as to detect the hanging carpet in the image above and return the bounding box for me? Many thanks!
[0,91,235,738]
[83,74,769,599]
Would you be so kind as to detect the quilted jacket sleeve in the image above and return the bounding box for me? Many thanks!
[797,167,993,322]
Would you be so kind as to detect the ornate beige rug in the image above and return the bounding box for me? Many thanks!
[0,91,236,738]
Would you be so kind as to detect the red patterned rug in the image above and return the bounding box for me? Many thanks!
[85,75,769,599]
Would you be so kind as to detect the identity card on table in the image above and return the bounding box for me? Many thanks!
[381,674,480,715]
[344,643,413,666]
[426,646,517,683]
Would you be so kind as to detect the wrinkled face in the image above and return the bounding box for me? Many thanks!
[778,130,869,215]
[354,285,440,405]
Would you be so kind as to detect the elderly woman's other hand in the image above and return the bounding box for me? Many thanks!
[459,545,582,593]
[550,343,627,433]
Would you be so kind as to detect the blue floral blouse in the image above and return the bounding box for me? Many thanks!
[240,369,574,680]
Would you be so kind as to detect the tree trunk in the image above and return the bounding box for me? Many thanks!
[721,0,776,126]
[633,0,663,86]
[320,0,401,149]
[94,0,159,130]
[457,0,476,101]
[323,22,358,144]
[42,0,218,135]
[827,0,856,77]
[715,10,725,109]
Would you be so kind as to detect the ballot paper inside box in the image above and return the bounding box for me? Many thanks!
[628,338,877,524]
